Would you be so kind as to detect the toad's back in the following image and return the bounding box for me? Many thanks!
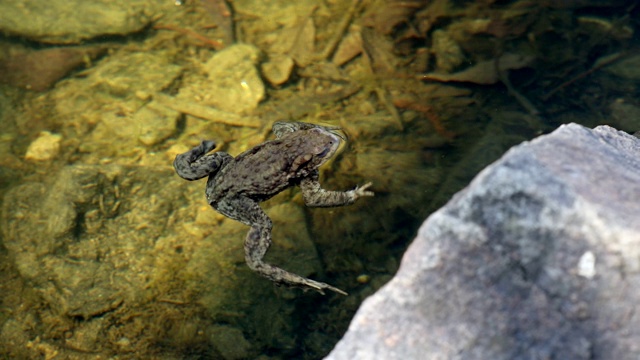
[205,131,334,204]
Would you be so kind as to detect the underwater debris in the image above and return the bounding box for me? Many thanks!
[419,53,535,85]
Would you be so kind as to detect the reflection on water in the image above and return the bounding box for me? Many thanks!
[0,0,639,358]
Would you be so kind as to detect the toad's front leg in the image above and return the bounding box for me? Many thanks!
[299,174,374,208]
[215,195,348,296]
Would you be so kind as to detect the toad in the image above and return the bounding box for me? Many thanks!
[173,122,373,295]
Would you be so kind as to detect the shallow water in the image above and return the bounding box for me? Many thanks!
[0,0,639,359]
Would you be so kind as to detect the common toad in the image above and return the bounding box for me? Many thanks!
[173,122,373,295]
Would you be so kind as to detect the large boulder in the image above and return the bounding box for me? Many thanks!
[326,124,640,360]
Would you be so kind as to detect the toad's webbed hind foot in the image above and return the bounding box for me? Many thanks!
[253,260,348,296]
[297,278,348,296]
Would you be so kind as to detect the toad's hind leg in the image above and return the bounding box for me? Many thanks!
[174,140,232,180]
[216,196,347,296]
[245,223,348,296]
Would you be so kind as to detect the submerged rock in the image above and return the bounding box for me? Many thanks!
[179,44,265,115]
[0,0,159,44]
[0,46,108,91]
[327,124,640,359]
[603,53,640,80]
[261,53,295,86]
[1,164,324,357]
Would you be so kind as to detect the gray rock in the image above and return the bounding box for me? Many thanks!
[326,124,640,360]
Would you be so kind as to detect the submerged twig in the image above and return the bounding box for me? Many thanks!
[316,0,362,61]
[375,87,404,130]
[155,93,261,128]
[496,57,540,115]
[542,52,627,101]
[157,298,189,305]
[154,24,225,50]
[200,0,235,46]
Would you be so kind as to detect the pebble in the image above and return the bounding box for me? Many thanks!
[25,131,62,162]
[261,54,294,86]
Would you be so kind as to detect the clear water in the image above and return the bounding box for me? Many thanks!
[0,0,639,359]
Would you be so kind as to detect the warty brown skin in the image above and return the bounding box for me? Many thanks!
[173,121,373,295]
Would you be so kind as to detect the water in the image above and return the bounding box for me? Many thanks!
[0,0,639,359]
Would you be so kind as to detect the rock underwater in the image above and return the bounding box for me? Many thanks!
[326,123,640,360]
[0,0,159,44]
